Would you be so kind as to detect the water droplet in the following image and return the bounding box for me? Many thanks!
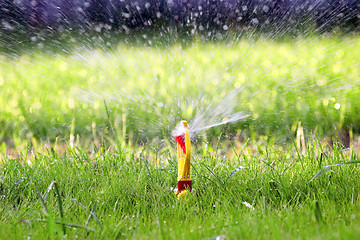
[94,25,102,32]
[251,18,259,25]
[215,32,223,39]
[122,12,131,19]
[1,21,14,30]
[263,5,270,13]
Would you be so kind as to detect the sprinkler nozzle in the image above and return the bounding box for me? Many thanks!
[174,120,192,196]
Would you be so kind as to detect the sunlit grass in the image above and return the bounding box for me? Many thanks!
[0,35,359,151]
[1,34,360,239]
[1,140,360,239]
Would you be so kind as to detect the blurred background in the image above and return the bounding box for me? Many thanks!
[1,0,359,35]
[0,1,359,152]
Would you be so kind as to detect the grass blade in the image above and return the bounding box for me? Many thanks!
[53,182,66,234]
[43,181,55,201]
[71,198,102,226]
[225,166,246,183]
[104,98,122,152]
[36,187,48,214]
[201,162,225,188]
[35,219,96,232]
[314,201,323,223]
[324,160,360,168]
[310,168,334,182]
[310,160,360,181]
[70,198,88,210]
[85,201,101,227]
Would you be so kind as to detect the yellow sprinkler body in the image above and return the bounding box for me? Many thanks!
[174,121,192,196]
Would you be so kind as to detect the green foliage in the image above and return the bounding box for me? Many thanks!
[1,34,360,239]
[1,142,360,239]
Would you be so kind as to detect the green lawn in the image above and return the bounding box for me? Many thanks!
[1,34,360,239]
[1,142,360,239]
[1,35,359,149]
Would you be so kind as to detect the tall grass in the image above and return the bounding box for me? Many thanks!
[1,33,360,239]
[1,140,360,239]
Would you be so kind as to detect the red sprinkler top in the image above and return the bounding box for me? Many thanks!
[174,134,186,154]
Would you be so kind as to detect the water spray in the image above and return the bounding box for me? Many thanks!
[173,120,192,198]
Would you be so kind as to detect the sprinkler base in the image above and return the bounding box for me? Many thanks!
[177,180,192,194]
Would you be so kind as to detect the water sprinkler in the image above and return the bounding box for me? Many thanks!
[173,120,192,197]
